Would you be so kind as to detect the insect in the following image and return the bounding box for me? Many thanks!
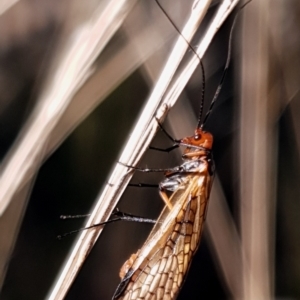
[111,1,250,299]
[113,126,214,300]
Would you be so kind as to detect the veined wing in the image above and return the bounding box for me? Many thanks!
[113,161,213,300]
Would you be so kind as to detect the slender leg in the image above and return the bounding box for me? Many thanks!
[128,183,158,188]
[58,210,156,239]
[119,161,182,173]
[149,119,181,153]
[149,144,179,153]
[158,189,173,210]
[155,119,180,143]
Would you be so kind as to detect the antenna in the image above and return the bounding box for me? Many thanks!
[155,0,252,130]
[154,0,206,129]
[201,0,252,128]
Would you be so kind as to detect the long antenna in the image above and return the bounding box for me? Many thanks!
[155,0,251,130]
[154,0,206,129]
[201,0,252,129]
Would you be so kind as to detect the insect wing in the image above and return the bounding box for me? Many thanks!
[113,164,213,300]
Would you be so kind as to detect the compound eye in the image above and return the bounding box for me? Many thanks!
[194,133,201,140]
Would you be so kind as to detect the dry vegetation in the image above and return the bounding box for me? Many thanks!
[0,0,300,299]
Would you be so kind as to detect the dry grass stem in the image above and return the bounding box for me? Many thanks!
[0,0,138,290]
[0,0,19,16]
[240,1,276,299]
[0,0,138,216]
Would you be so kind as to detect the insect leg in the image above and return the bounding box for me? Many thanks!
[58,210,156,239]
[118,161,183,173]
[149,144,179,153]
[149,119,181,153]
[129,179,173,210]
[158,188,173,210]
[128,183,158,188]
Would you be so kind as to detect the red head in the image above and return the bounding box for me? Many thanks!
[180,128,213,156]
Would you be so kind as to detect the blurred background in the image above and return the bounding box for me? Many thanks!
[0,0,300,299]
